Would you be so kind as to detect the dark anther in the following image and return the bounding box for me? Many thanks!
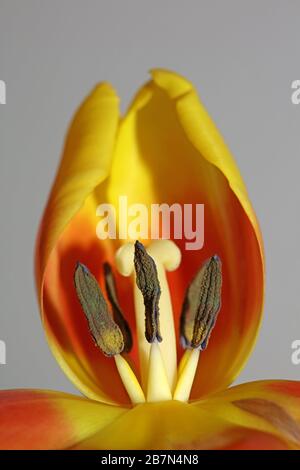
[74,263,124,357]
[103,262,133,353]
[180,255,222,350]
[134,241,162,343]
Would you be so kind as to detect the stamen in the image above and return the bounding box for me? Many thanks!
[74,263,124,357]
[174,255,222,402]
[134,241,162,343]
[114,354,145,404]
[180,255,222,350]
[103,262,133,353]
[173,349,200,402]
[74,262,145,404]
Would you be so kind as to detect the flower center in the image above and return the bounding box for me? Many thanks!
[74,240,222,404]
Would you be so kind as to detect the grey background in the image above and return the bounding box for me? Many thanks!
[0,0,299,394]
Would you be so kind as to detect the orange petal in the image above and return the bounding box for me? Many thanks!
[194,379,300,449]
[0,389,127,450]
[3,384,296,450]
[220,430,289,450]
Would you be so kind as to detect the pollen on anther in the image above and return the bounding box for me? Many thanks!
[74,262,124,357]
[180,255,222,350]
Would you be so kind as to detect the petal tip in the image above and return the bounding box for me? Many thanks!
[150,68,193,99]
[91,81,119,101]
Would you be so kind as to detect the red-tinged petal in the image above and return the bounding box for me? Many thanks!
[42,209,137,405]
[193,380,300,449]
[221,431,289,450]
[0,389,127,450]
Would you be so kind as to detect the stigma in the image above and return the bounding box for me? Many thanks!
[74,241,222,404]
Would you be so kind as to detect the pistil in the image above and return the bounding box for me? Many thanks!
[116,240,180,398]
[146,342,172,401]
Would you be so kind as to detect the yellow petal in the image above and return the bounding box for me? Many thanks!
[36,82,119,286]
[151,68,262,247]
[73,398,290,450]
[35,84,132,404]
[76,380,300,449]
[108,69,264,398]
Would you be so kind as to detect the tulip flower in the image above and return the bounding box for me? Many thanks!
[1,69,300,450]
